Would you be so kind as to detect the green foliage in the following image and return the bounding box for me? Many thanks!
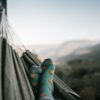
[56,57,100,100]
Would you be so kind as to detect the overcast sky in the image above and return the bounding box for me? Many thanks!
[8,0,100,45]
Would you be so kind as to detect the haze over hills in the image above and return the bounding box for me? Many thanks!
[55,41,100,100]
[26,40,100,61]
[58,43,100,63]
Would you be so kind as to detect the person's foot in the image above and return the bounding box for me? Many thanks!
[39,59,55,100]
[29,64,42,95]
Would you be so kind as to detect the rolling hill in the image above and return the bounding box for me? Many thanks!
[28,40,100,62]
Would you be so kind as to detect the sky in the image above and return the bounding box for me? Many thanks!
[8,0,100,45]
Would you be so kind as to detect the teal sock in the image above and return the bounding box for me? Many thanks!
[39,59,55,100]
[29,64,42,96]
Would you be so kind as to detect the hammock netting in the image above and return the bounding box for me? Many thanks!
[0,9,83,100]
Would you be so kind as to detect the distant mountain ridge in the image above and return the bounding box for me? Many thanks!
[26,40,100,61]
[58,42,100,63]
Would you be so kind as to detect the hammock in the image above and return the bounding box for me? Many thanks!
[0,6,83,100]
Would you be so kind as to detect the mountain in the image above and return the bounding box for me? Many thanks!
[26,40,100,61]
[57,42,100,65]
[26,44,58,60]
[53,40,96,59]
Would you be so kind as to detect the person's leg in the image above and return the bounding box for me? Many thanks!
[39,59,55,100]
[29,64,42,97]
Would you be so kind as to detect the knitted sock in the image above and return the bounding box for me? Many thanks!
[29,64,42,97]
[39,59,55,100]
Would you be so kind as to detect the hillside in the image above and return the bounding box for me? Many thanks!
[55,41,100,100]
[57,43,100,63]
[28,40,99,61]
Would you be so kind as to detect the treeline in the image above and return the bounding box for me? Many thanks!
[56,59,100,100]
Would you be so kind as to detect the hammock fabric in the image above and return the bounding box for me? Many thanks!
[0,38,35,100]
[0,8,83,100]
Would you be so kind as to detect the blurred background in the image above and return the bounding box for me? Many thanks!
[8,0,100,100]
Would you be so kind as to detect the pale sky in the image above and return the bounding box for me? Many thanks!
[8,0,100,45]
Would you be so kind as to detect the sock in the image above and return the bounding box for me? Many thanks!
[39,59,55,100]
[29,64,42,97]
